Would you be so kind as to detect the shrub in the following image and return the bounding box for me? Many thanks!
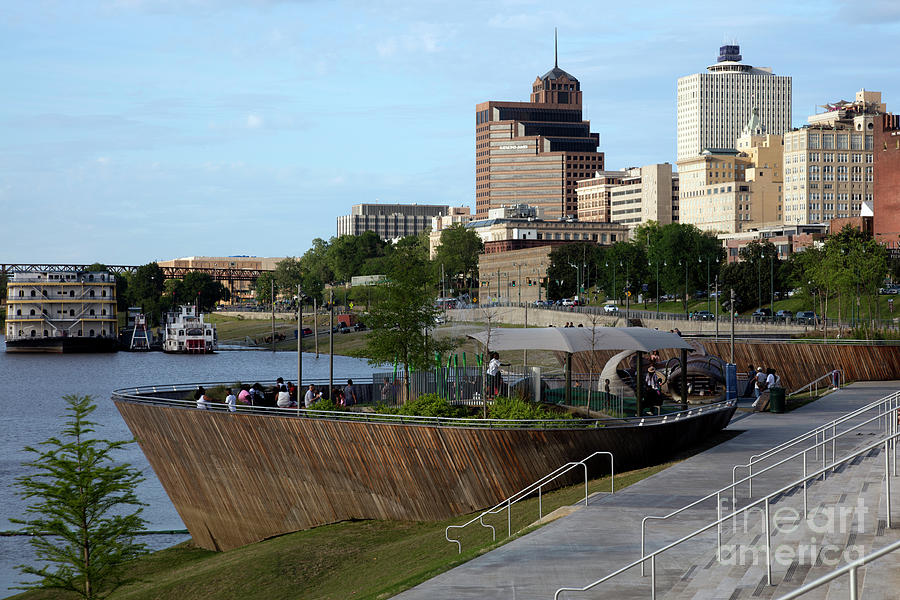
[489,396,573,421]
[395,393,467,418]
[309,397,343,412]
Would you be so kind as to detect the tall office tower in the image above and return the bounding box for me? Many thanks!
[677,44,791,161]
[782,90,884,225]
[475,37,604,219]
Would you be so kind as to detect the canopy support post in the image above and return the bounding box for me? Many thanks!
[681,347,689,408]
[635,350,643,416]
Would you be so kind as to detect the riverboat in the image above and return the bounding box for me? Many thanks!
[162,305,217,353]
[5,270,119,353]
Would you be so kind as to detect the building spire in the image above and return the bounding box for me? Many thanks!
[554,28,558,68]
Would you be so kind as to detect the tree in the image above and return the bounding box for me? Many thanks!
[362,241,451,401]
[434,224,484,296]
[126,262,166,325]
[254,271,277,305]
[652,223,722,312]
[720,240,781,313]
[274,256,305,292]
[12,395,146,599]
[172,271,228,312]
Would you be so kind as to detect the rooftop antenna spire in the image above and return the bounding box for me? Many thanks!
[554,27,558,68]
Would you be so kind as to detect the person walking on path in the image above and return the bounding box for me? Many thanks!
[344,379,358,406]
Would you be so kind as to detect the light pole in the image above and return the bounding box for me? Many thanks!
[714,274,719,340]
[679,259,689,316]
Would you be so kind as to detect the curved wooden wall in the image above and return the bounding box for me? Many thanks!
[568,341,900,392]
[114,401,733,551]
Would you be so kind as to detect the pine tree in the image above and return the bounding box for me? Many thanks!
[12,395,147,599]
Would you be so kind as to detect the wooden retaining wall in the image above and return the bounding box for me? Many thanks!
[568,341,900,392]
[115,401,733,551]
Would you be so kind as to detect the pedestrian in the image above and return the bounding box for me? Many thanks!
[304,384,322,408]
[645,366,661,408]
[381,377,396,404]
[238,385,251,405]
[750,368,767,410]
[276,386,296,408]
[224,387,237,413]
[757,368,780,412]
[344,378,358,406]
[831,368,841,390]
[194,386,210,410]
[332,386,345,406]
[487,351,503,396]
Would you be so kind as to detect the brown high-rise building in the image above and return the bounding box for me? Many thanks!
[874,113,900,248]
[475,38,604,219]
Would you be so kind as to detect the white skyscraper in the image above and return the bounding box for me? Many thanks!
[677,45,792,161]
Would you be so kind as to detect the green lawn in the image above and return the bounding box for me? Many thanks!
[10,458,690,600]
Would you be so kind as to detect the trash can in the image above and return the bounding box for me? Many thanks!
[769,387,786,414]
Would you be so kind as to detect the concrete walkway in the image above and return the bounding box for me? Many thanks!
[394,381,900,600]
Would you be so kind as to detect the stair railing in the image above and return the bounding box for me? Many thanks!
[788,369,845,398]
[775,538,900,600]
[641,404,896,575]
[737,390,900,500]
[555,426,898,600]
[445,451,614,554]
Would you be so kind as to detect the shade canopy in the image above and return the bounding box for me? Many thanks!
[467,326,693,354]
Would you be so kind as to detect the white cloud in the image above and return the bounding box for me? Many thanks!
[246,113,264,129]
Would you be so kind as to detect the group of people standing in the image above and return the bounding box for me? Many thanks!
[192,377,360,411]
[748,365,782,412]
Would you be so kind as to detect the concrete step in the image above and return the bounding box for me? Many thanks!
[658,447,890,600]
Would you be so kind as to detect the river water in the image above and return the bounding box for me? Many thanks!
[0,336,377,594]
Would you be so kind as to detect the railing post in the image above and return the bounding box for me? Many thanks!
[538,485,543,521]
[507,499,512,538]
[886,439,892,530]
[764,500,772,586]
[802,450,808,517]
[716,491,722,562]
[584,463,589,506]
[650,555,656,600]
[749,463,753,498]
[832,423,836,473]
[849,565,858,600]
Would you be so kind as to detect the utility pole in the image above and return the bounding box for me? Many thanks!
[313,297,319,358]
[730,288,736,364]
[715,275,719,340]
[441,262,446,300]
[329,290,334,399]
[297,283,303,411]
[271,278,275,353]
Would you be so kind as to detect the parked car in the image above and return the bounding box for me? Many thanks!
[353,322,367,331]
[603,304,620,314]
[751,308,772,319]
[774,310,793,322]
[690,310,714,321]
[795,311,817,324]
[301,327,313,336]
[561,298,578,307]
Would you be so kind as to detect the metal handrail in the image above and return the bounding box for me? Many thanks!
[788,369,845,398]
[555,426,898,600]
[744,389,898,469]
[737,391,900,498]
[775,539,900,600]
[445,451,614,553]
[640,404,896,575]
[736,393,899,500]
[112,384,736,430]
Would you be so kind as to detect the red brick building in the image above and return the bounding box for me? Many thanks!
[874,114,900,248]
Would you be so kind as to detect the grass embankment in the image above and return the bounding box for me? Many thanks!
[10,432,740,600]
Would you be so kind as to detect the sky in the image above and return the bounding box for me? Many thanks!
[2,0,899,265]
